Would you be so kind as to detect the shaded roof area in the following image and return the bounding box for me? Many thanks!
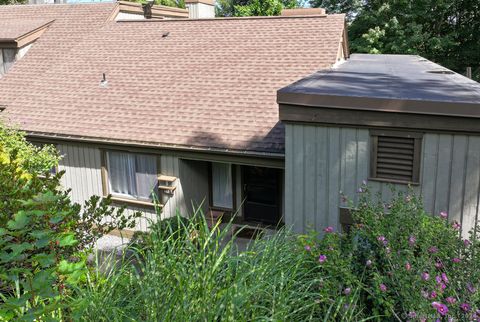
[0,4,346,155]
[0,19,53,41]
[278,54,480,118]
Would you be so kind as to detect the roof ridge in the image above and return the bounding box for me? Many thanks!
[116,13,344,23]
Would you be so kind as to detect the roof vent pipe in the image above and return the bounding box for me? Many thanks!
[142,0,154,19]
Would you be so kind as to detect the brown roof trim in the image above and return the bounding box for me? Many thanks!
[0,20,54,48]
[117,1,188,19]
[116,13,337,23]
[26,131,285,159]
[279,103,480,134]
[281,8,326,16]
[185,0,214,5]
[277,91,480,119]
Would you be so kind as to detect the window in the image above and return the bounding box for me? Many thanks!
[210,162,233,209]
[370,130,422,184]
[0,48,16,77]
[106,151,158,202]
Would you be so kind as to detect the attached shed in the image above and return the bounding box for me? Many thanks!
[278,54,480,237]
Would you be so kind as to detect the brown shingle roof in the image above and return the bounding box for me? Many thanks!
[0,4,345,155]
[0,19,53,41]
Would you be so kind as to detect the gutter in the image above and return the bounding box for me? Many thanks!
[26,131,285,160]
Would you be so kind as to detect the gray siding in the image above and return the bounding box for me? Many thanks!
[285,124,480,236]
[57,143,202,232]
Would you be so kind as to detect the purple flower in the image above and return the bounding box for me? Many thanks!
[464,239,471,246]
[430,291,437,299]
[318,254,327,263]
[408,235,416,247]
[452,221,461,230]
[408,311,417,318]
[379,284,387,292]
[467,282,476,294]
[445,297,456,304]
[441,273,448,284]
[343,287,351,295]
[440,211,448,219]
[429,246,439,254]
[421,272,430,281]
[452,257,461,263]
[405,262,411,271]
[366,259,372,267]
[435,261,443,269]
[304,245,311,251]
[323,226,334,233]
[432,302,449,316]
[460,303,471,313]
[377,236,388,246]
[435,275,442,284]
[439,282,446,291]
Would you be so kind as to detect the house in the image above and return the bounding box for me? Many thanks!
[1,2,479,238]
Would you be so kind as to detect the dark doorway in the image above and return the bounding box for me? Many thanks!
[242,166,282,225]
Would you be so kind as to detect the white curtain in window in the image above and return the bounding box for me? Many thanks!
[2,49,16,73]
[108,151,137,197]
[135,154,157,201]
[212,163,233,209]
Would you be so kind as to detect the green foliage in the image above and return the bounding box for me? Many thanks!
[0,125,59,175]
[0,0,26,4]
[301,184,480,320]
[310,0,480,80]
[216,0,301,17]
[0,127,141,320]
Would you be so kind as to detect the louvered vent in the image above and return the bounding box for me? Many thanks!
[371,131,422,183]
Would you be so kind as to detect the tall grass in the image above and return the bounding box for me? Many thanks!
[69,209,366,321]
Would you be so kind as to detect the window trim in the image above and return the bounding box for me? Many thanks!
[369,129,422,185]
[101,149,160,208]
[208,162,236,212]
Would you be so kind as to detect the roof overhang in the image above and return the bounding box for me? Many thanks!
[278,54,480,134]
[0,20,54,49]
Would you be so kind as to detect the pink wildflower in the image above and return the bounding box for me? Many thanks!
[377,236,388,246]
[405,262,411,271]
[435,261,443,269]
[464,239,471,246]
[343,288,351,295]
[429,246,438,254]
[440,211,448,219]
[452,221,461,230]
[460,303,471,313]
[467,283,476,294]
[441,273,448,284]
[318,254,327,264]
[432,302,448,316]
[379,284,387,292]
[445,297,456,304]
[452,257,461,263]
[421,272,430,281]
[323,226,334,233]
[304,245,311,251]
[435,275,442,284]
[430,291,437,299]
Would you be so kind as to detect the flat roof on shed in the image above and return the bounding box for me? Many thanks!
[278,54,480,118]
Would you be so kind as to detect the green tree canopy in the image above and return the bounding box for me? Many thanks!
[310,0,480,79]
[216,0,302,17]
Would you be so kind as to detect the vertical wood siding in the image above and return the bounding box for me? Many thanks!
[285,124,480,236]
[57,143,198,232]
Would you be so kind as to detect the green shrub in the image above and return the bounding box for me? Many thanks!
[0,127,140,321]
[300,183,480,320]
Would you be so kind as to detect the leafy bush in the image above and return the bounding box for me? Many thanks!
[300,183,480,320]
[0,127,140,320]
